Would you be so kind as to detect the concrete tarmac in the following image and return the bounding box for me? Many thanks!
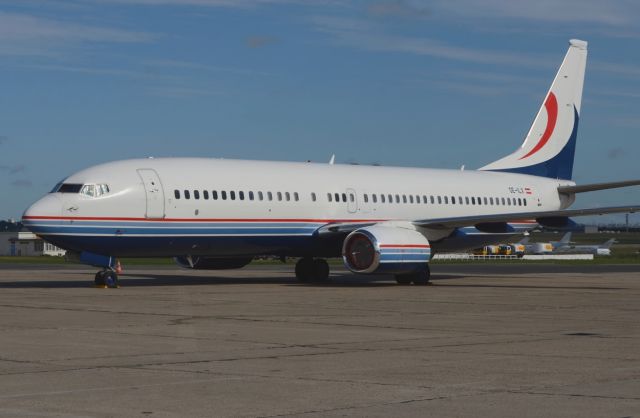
[0,263,639,417]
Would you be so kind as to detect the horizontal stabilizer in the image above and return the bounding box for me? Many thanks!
[413,205,639,230]
[558,179,640,194]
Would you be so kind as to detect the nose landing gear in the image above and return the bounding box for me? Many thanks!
[94,269,119,288]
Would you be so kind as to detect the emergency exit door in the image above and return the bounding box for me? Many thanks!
[137,169,165,219]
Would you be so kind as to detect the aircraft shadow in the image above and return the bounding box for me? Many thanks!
[0,271,467,289]
[0,271,620,290]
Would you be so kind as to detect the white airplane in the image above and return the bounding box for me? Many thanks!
[516,232,571,254]
[552,232,616,255]
[22,40,640,288]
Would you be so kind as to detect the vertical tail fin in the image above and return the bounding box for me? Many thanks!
[480,40,588,180]
[552,232,572,249]
[601,239,616,249]
[559,232,572,244]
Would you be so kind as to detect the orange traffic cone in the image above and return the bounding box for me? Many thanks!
[115,259,123,274]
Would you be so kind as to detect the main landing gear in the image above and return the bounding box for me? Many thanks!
[295,258,330,283]
[94,269,119,289]
[395,265,431,286]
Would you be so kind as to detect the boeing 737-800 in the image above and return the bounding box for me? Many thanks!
[22,40,639,287]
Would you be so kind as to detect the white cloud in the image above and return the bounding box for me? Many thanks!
[87,0,339,7]
[0,11,155,56]
[421,0,637,26]
[311,16,547,67]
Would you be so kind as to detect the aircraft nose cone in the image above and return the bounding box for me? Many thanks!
[22,194,62,232]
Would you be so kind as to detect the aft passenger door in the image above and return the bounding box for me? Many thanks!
[137,169,165,219]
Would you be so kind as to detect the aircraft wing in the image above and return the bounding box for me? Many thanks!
[412,205,640,230]
[558,179,640,194]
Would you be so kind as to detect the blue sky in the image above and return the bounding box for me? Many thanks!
[0,0,638,224]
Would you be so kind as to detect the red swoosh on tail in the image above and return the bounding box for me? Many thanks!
[520,92,558,160]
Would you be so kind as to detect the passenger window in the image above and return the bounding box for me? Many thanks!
[334,193,340,202]
[501,197,506,205]
[471,197,475,205]
[229,191,235,200]
[437,196,442,204]
[415,195,420,204]
[184,190,191,199]
[422,195,428,204]
[294,192,299,201]
[430,196,435,204]
[395,194,400,203]
[267,191,273,201]
[327,193,332,202]
[174,190,180,199]
[221,191,227,200]
[523,198,527,206]
[212,190,218,200]
[489,197,494,205]
[444,196,448,204]
[409,195,413,204]
[341,193,347,202]
[451,196,456,205]
[364,194,368,203]
[277,192,282,201]
[372,194,377,203]
[381,194,386,203]
[194,190,200,200]
[249,191,254,200]
[258,191,264,201]
[483,197,488,205]
[349,193,354,202]
[311,192,317,202]
[285,192,290,201]
[204,190,209,200]
[239,191,245,200]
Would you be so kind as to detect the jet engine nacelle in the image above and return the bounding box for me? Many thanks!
[342,225,431,274]
[174,256,252,270]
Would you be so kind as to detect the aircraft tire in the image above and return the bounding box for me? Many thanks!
[94,271,106,287]
[295,258,314,282]
[411,266,431,286]
[104,271,119,289]
[312,258,330,282]
[395,275,412,285]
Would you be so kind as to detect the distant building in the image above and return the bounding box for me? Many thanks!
[584,225,598,234]
[0,231,66,257]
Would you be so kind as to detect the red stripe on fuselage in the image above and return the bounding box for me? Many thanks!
[22,215,385,223]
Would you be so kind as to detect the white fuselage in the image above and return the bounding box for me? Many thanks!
[22,158,574,258]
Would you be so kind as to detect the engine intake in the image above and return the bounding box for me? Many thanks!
[174,256,252,270]
[342,225,431,274]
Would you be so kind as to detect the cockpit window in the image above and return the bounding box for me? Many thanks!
[55,183,83,193]
[80,184,96,197]
[50,183,110,196]
[80,184,111,198]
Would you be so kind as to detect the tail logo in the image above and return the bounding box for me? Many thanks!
[519,92,558,160]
